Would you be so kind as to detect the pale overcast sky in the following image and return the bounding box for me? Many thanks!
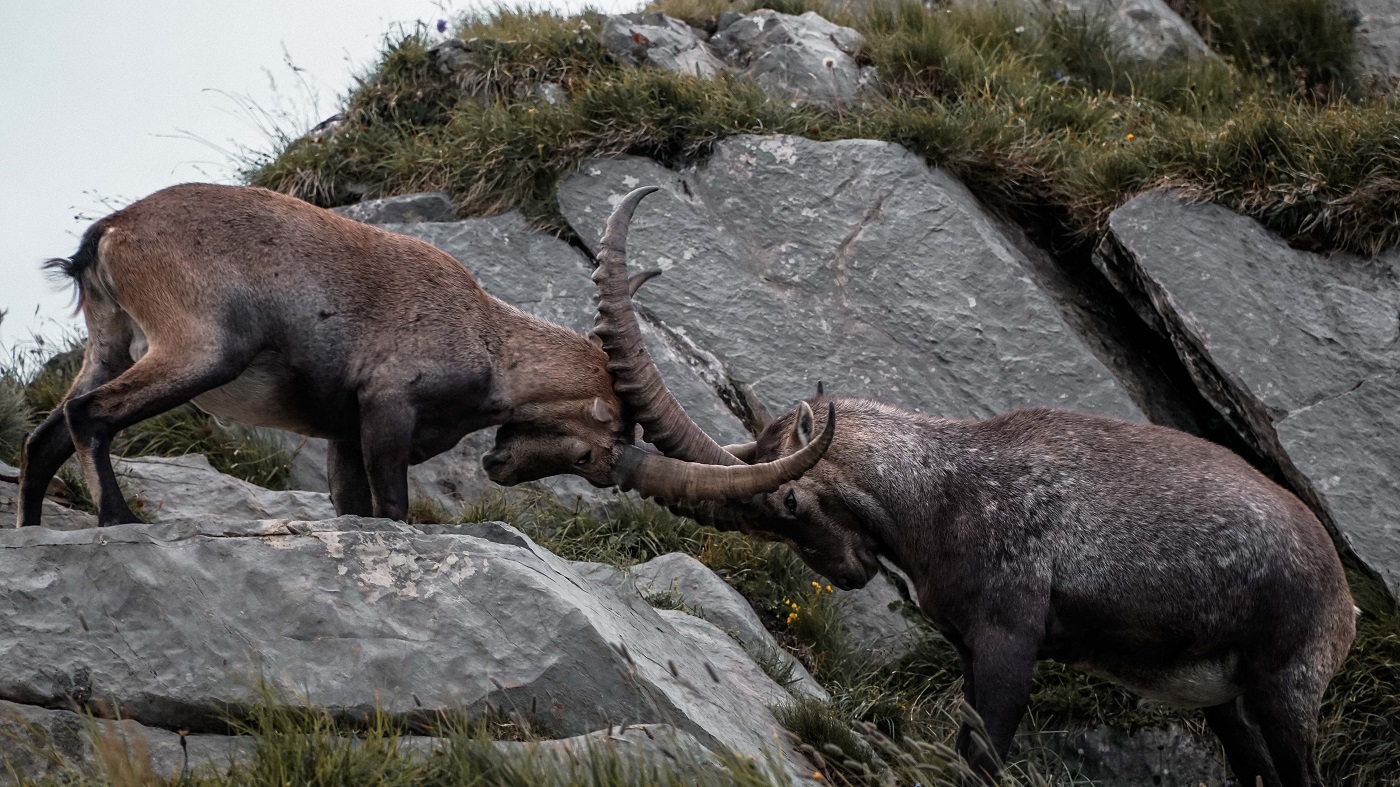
[0,0,637,348]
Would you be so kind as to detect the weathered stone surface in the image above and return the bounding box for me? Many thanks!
[1344,0,1400,89]
[1034,722,1225,787]
[953,0,1211,65]
[835,567,929,664]
[710,10,880,108]
[1,462,96,531]
[1098,191,1400,596]
[331,192,455,224]
[113,454,334,523]
[604,13,725,78]
[559,136,1141,423]
[0,700,722,784]
[630,553,825,699]
[0,518,812,779]
[0,699,250,783]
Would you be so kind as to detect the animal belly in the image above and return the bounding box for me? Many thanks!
[1078,657,1242,709]
[192,357,319,435]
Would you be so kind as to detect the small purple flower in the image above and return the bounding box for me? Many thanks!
[436,19,448,34]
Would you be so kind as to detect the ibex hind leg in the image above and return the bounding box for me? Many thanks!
[63,347,251,527]
[1203,698,1279,787]
[1244,659,1330,787]
[17,313,136,527]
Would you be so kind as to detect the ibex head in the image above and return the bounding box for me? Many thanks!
[483,186,835,503]
[675,393,883,591]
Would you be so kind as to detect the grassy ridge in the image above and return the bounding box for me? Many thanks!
[250,0,1397,255]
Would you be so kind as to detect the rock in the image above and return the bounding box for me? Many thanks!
[331,192,456,224]
[0,700,723,784]
[113,454,334,523]
[630,553,826,699]
[1343,0,1400,89]
[0,699,251,782]
[1032,722,1226,787]
[710,10,880,108]
[0,463,97,531]
[603,13,726,78]
[1097,191,1400,598]
[1048,0,1210,64]
[0,518,813,780]
[558,136,1141,424]
[952,0,1211,66]
[835,567,928,664]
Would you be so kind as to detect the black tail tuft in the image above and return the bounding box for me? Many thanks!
[43,221,107,311]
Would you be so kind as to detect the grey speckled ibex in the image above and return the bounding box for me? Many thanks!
[591,191,1355,787]
[18,183,832,527]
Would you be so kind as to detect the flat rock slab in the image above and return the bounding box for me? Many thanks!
[559,136,1141,423]
[0,518,810,779]
[1099,191,1400,596]
[1344,0,1400,90]
[629,552,825,700]
[114,454,334,523]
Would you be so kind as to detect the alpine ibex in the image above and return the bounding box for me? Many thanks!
[591,198,1355,787]
[18,184,832,527]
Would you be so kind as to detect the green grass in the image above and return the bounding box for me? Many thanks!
[248,0,1397,256]
[13,703,789,787]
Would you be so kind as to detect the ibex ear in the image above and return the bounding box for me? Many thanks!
[790,401,815,448]
[815,380,824,397]
[591,397,616,423]
[586,330,605,351]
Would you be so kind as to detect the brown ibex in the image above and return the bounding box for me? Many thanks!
[18,184,832,527]
[591,204,1356,787]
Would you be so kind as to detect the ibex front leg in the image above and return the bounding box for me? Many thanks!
[63,349,246,526]
[357,393,414,521]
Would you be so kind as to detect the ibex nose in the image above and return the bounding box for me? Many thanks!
[482,452,509,472]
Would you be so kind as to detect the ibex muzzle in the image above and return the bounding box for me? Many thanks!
[18,184,830,527]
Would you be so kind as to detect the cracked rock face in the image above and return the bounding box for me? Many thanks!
[603,13,726,78]
[1098,191,1400,596]
[1343,0,1400,90]
[952,0,1211,65]
[558,135,1141,423]
[600,9,879,108]
[709,10,880,108]
[0,518,813,780]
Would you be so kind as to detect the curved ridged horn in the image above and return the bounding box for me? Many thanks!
[613,402,835,501]
[666,498,759,533]
[592,186,741,466]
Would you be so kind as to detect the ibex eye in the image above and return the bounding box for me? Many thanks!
[575,450,592,466]
[784,489,798,514]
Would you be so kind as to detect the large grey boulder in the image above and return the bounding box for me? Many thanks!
[629,552,825,700]
[113,454,335,523]
[277,208,748,507]
[603,13,726,78]
[0,518,813,780]
[559,136,1141,423]
[1343,0,1400,89]
[952,0,1211,65]
[0,699,250,782]
[331,192,456,224]
[1097,191,1400,597]
[710,10,880,108]
[835,567,929,664]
